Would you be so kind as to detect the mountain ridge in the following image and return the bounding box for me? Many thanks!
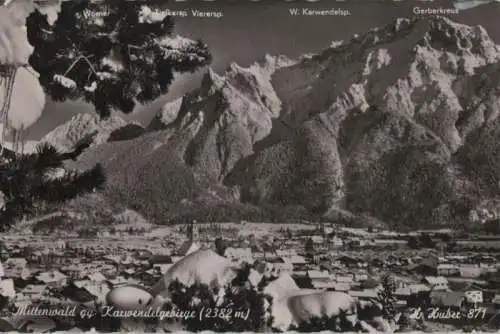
[47,14,500,229]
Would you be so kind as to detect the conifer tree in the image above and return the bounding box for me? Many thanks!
[0,140,105,230]
[167,280,270,332]
[377,274,397,323]
[26,0,211,118]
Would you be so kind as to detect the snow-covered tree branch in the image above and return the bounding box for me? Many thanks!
[0,0,106,228]
[26,0,212,118]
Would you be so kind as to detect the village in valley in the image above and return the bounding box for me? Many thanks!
[1,220,500,332]
[0,0,500,331]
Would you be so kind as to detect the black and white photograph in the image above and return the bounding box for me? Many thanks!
[0,0,500,332]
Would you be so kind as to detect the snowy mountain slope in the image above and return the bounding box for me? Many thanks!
[70,15,500,229]
[227,16,500,227]
[41,113,128,152]
[147,55,294,181]
[271,16,500,145]
[65,122,241,222]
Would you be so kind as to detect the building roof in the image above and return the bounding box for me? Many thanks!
[4,258,27,266]
[348,289,379,299]
[408,284,430,293]
[311,280,336,290]
[395,287,411,296]
[437,263,459,270]
[430,291,465,308]
[289,255,307,264]
[73,280,90,289]
[424,276,448,286]
[107,276,129,287]
[464,290,483,304]
[459,266,484,277]
[332,283,351,292]
[276,249,297,257]
[311,236,324,243]
[0,278,15,298]
[36,270,67,284]
[307,270,330,279]
[21,284,46,295]
[3,258,29,278]
[335,275,354,283]
[87,272,106,282]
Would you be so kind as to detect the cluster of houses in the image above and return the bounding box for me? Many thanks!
[1,223,500,330]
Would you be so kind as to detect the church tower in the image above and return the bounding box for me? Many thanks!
[177,220,201,256]
[186,220,199,242]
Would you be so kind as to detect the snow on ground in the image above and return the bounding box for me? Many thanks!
[144,226,183,239]
[112,209,152,231]
[202,222,316,238]
[259,272,360,330]
[157,97,183,126]
[263,273,301,301]
[149,249,238,307]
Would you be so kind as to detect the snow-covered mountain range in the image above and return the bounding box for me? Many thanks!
[54,15,500,229]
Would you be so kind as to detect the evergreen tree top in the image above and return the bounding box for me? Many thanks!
[26,0,211,118]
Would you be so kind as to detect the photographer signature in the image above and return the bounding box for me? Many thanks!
[407,307,487,320]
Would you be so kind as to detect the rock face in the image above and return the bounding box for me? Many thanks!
[148,55,295,181]
[42,113,128,152]
[72,15,500,229]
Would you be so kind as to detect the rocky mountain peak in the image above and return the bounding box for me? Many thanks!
[422,17,498,58]
[69,15,500,230]
[200,67,227,96]
[42,113,128,153]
